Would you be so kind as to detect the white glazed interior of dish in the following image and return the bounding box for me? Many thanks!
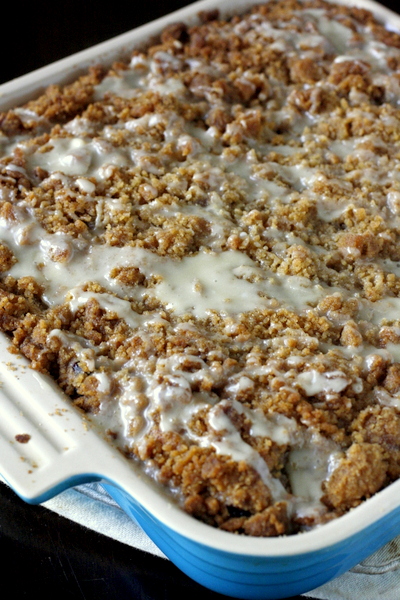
[1,0,400,560]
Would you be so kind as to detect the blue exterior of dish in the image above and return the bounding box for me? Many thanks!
[103,482,400,599]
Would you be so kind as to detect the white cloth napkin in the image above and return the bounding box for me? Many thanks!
[39,482,400,600]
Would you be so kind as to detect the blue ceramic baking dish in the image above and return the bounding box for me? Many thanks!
[103,482,400,599]
[1,0,400,598]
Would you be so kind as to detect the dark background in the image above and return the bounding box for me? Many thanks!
[1,1,399,599]
[1,0,193,85]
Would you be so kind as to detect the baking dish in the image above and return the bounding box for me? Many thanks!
[1,0,400,598]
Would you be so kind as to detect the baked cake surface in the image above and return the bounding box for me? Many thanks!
[1,0,400,536]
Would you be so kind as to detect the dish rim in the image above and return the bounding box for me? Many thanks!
[1,0,400,561]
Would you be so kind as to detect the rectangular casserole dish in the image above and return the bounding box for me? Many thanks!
[1,0,400,598]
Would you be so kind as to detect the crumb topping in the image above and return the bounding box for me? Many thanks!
[1,0,400,536]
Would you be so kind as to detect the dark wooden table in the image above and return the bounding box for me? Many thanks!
[0,1,399,598]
